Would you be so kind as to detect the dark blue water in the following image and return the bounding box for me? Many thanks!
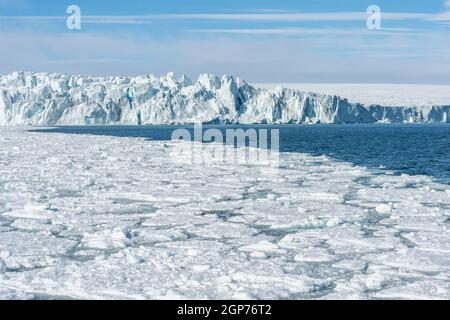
[31,124,450,184]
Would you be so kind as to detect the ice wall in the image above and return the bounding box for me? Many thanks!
[1,71,450,125]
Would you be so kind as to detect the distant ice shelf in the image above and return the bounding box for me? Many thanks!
[1,71,450,125]
[255,83,450,108]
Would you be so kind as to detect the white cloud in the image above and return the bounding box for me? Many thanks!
[426,11,450,21]
[1,29,450,84]
[157,12,431,21]
[0,12,434,25]
[190,27,417,36]
[445,0,450,8]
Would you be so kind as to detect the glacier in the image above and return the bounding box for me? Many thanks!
[1,71,450,126]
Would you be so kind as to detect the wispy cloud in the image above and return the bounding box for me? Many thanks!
[2,28,450,83]
[154,12,432,21]
[0,12,434,24]
[190,27,418,36]
[426,1,450,21]
[427,11,450,21]
[1,6,450,84]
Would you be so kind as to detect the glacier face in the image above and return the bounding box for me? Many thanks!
[1,71,450,125]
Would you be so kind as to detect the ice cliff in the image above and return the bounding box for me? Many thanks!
[1,71,450,125]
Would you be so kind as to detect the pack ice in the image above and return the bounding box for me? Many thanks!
[1,71,450,125]
[1,127,450,299]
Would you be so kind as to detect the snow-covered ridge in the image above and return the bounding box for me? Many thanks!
[1,71,450,125]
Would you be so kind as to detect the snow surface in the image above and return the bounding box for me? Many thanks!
[256,83,450,108]
[2,72,450,126]
[1,127,450,299]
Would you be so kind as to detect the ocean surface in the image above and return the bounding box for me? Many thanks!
[32,124,450,184]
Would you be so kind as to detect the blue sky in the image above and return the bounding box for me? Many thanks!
[1,0,450,83]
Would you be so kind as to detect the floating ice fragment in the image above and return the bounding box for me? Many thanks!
[82,227,135,249]
[375,203,392,214]
[294,248,332,263]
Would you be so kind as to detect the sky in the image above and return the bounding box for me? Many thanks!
[1,0,450,84]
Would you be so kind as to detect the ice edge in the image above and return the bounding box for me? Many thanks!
[1,71,450,125]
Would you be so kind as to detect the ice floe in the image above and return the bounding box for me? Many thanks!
[0,127,449,299]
